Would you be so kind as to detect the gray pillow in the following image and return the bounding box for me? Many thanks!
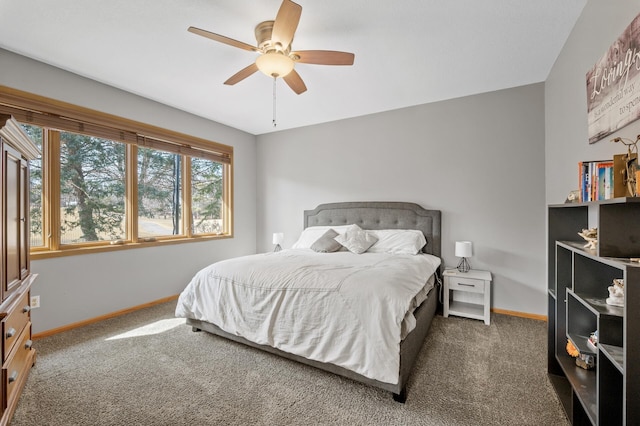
[310,229,342,253]
[334,224,379,254]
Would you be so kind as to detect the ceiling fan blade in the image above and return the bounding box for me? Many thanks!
[271,0,302,50]
[188,26,258,52]
[283,69,307,94]
[224,63,259,85]
[292,50,355,66]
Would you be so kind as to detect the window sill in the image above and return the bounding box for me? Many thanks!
[30,233,232,260]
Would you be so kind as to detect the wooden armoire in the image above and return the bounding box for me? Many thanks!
[0,115,38,425]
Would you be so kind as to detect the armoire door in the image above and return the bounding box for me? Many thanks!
[19,158,29,280]
[3,143,24,297]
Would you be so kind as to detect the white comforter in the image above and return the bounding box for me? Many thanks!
[175,249,441,384]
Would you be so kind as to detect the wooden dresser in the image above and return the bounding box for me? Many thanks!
[0,115,39,426]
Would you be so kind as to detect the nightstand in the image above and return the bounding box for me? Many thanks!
[443,269,492,325]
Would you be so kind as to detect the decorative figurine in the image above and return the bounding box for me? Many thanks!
[576,353,595,370]
[565,190,580,203]
[606,278,624,307]
[566,340,579,358]
[612,135,639,196]
[578,228,598,250]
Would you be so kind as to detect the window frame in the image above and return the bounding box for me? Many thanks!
[0,85,233,259]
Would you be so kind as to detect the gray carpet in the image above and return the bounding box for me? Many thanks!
[12,302,568,425]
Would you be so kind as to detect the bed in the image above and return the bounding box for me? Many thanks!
[176,201,442,402]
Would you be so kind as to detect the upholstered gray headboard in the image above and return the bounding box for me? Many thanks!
[303,202,441,258]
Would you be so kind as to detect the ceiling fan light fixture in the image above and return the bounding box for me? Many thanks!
[256,51,294,78]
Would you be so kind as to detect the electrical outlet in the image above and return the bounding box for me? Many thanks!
[30,295,40,309]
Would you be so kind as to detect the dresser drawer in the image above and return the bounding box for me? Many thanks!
[448,276,486,293]
[2,291,31,361]
[3,325,33,409]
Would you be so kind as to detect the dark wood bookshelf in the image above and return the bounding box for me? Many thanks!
[548,198,640,425]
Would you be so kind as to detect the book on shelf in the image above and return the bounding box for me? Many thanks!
[579,160,614,202]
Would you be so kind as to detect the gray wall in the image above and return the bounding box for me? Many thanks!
[0,49,258,334]
[256,83,548,315]
[9,0,618,328]
[546,0,640,205]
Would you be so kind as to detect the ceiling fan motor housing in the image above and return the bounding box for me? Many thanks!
[255,20,290,54]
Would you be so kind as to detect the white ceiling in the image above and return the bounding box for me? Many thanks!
[0,0,587,135]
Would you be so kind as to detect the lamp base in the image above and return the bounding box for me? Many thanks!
[274,244,282,252]
[457,257,470,273]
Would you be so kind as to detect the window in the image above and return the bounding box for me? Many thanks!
[2,86,233,257]
[191,156,223,235]
[138,147,182,238]
[60,131,126,244]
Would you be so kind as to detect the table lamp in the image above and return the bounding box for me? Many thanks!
[273,232,284,252]
[455,241,472,273]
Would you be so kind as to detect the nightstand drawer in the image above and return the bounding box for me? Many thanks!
[448,277,485,293]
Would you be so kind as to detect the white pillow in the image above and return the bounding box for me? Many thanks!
[292,225,352,249]
[334,224,379,254]
[366,229,427,255]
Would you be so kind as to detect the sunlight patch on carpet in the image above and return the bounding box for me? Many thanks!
[106,318,185,340]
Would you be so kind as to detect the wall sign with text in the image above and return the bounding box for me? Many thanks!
[586,13,640,144]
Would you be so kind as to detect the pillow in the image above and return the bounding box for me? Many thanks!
[367,229,427,255]
[334,224,379,254]
[291,225,352,249]
[310,229,343,253]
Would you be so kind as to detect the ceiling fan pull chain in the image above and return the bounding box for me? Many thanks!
[272,77,277,128]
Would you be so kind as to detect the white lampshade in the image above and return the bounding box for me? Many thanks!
[272,232,284,245]
[455,241,473,258]
[256,52,294,78]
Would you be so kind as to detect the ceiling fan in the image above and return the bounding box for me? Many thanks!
[188,0,355,95]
